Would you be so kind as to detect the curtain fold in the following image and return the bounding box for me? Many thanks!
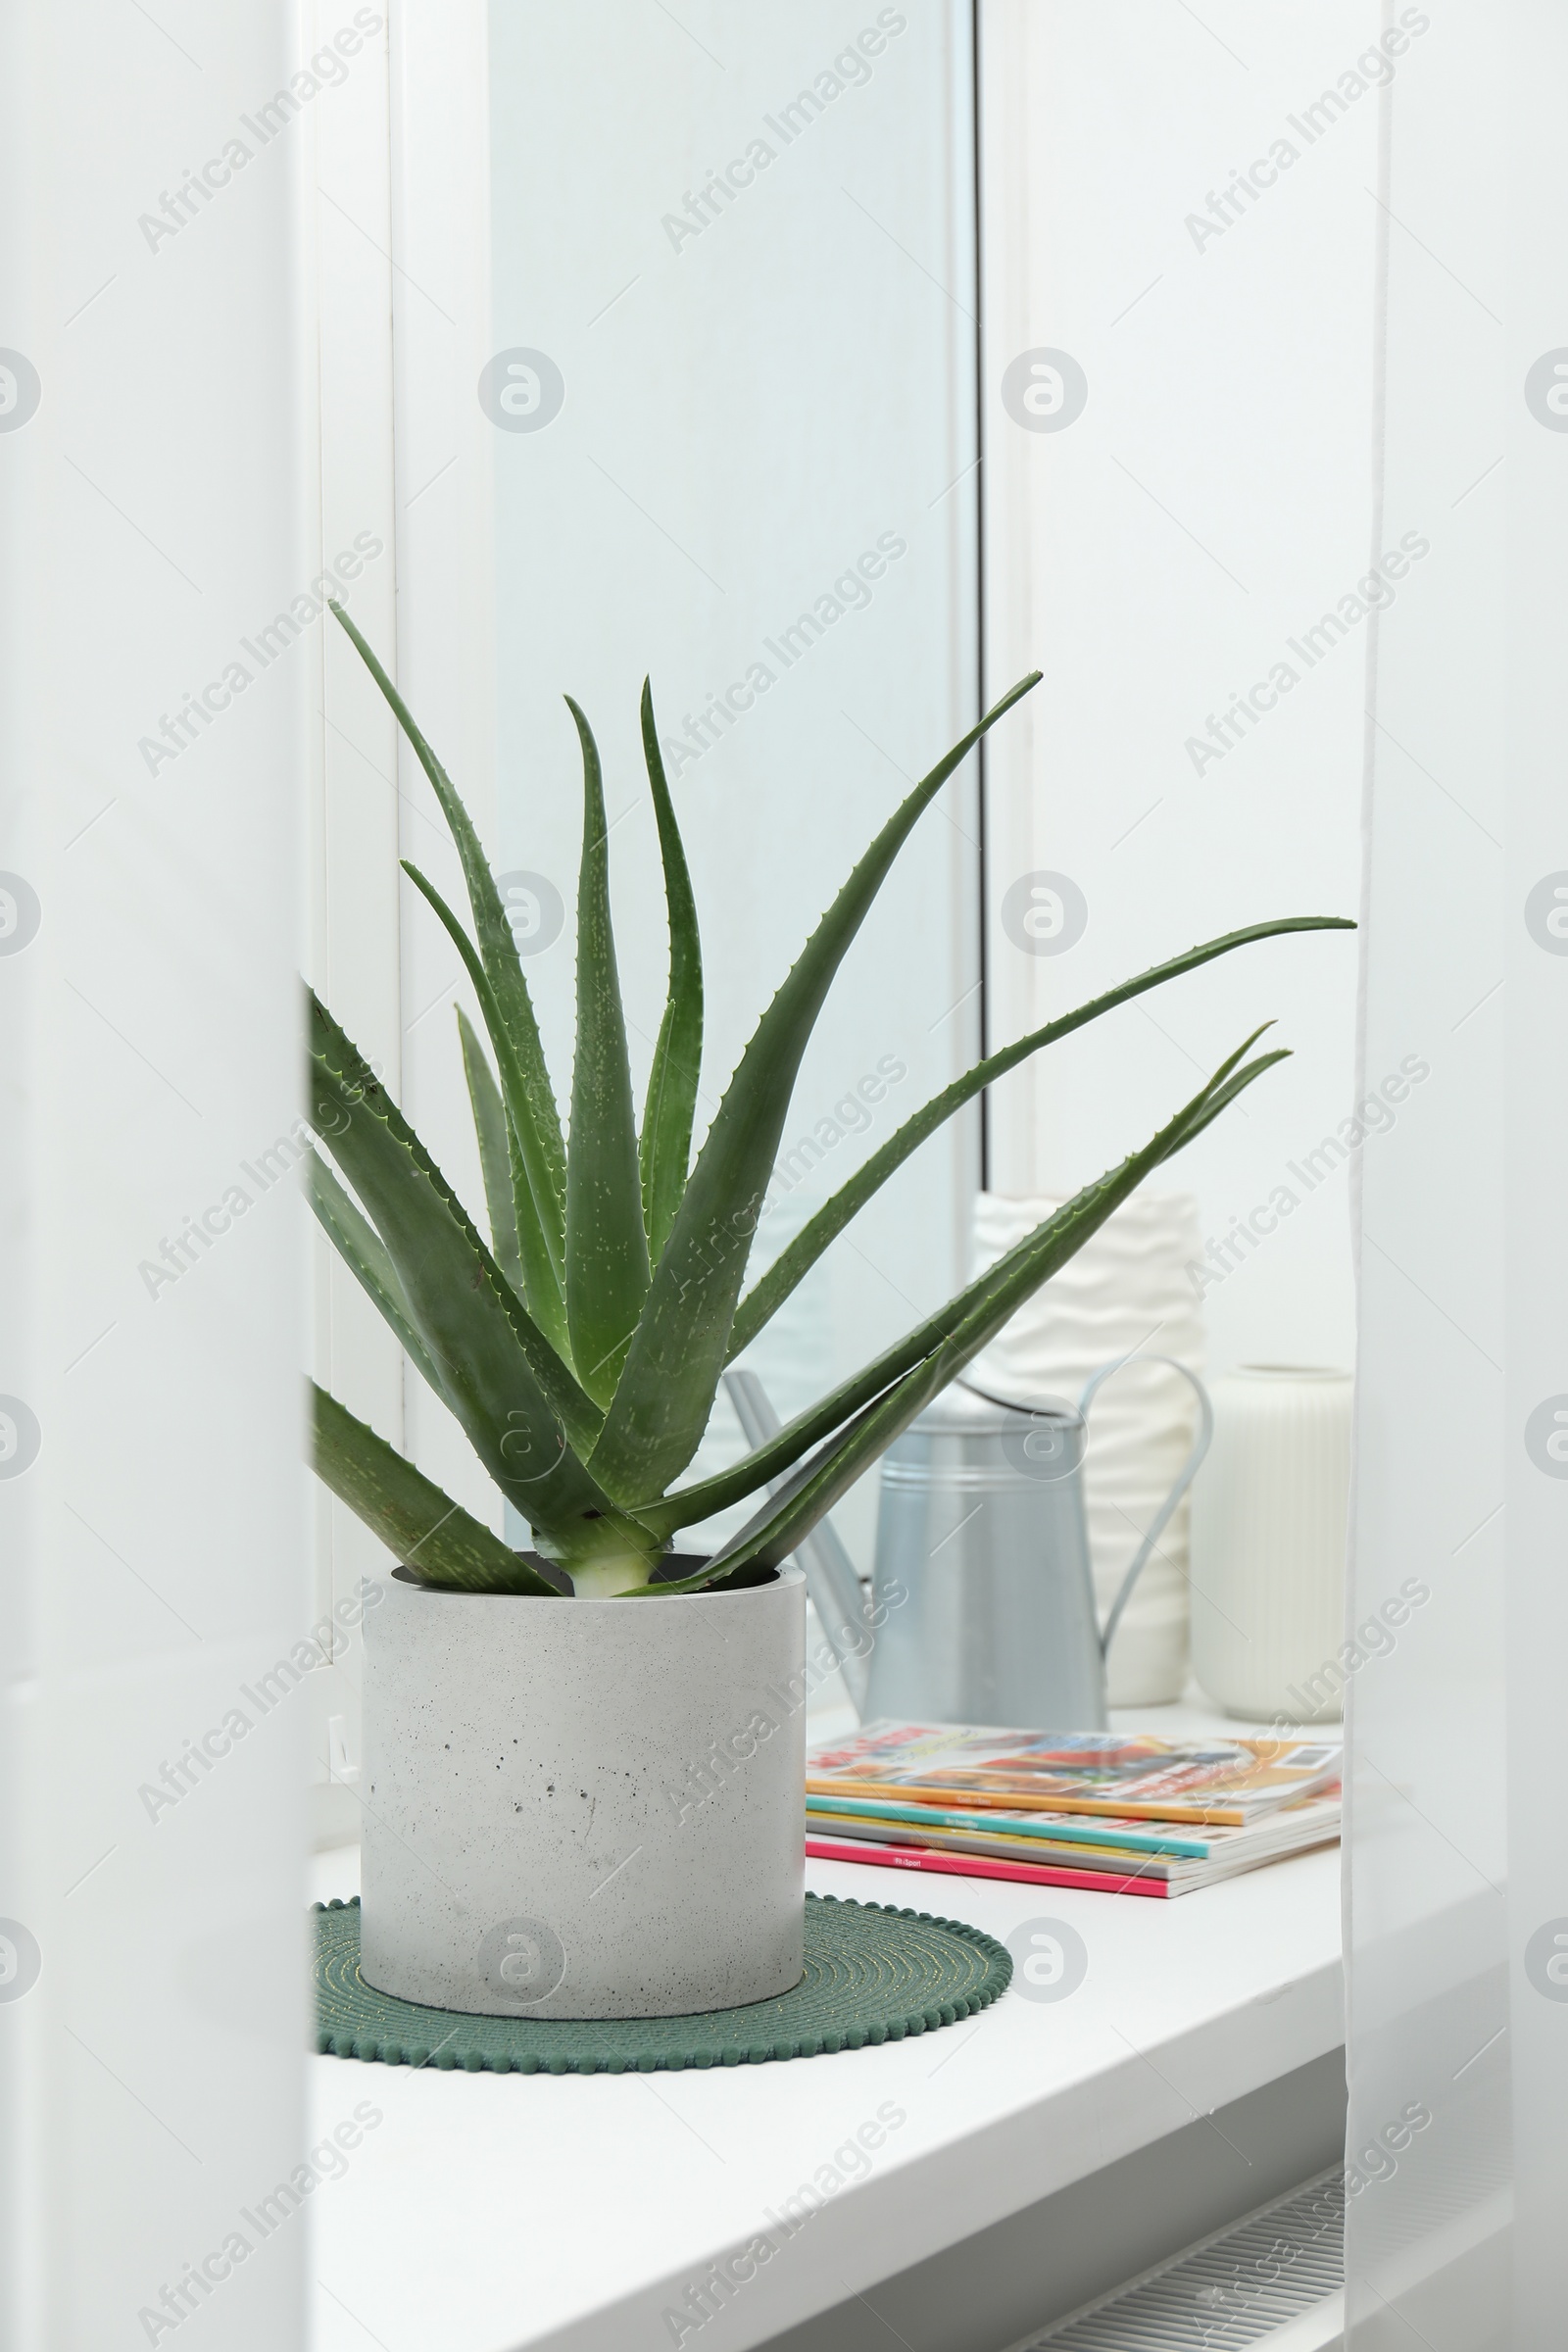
[1347,5,1566,2340]
[0,3,309,2341]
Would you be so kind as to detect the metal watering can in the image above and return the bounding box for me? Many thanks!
[862,1354,1213,1731]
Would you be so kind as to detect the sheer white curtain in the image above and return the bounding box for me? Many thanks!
[1347,4,1567,2341]
[0,3,308,2342]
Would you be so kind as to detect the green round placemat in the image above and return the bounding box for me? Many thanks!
[313,1893,1010,2075]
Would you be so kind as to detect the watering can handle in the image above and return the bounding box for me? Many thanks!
[1078,1353,1213,1661]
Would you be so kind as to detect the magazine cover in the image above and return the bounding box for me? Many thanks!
[806,1721,1343,1826]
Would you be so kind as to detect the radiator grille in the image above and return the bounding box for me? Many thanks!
[1015,2167,1344,2350]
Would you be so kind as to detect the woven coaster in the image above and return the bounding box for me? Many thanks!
[314,1893,1011,2075]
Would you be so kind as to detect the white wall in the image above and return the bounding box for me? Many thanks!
[0,3,309,2341]
[979,0,1386,1379]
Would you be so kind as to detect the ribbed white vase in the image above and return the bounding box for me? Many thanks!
[968,1190,1204,1705]
[1189,1366,1353,1722]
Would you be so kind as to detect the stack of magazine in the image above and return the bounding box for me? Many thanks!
[805,1721,1342,1899]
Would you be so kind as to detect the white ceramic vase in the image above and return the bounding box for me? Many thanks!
[968,1189,1205,1704]
[1189,1366,1353,1722]
[360,1564,807,2018]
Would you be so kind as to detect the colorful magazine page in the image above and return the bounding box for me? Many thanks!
[805,1791,1213,1858]
[805,1835,1175,1898]
[808,1809,1192,1877]
[807,1719,1342,1826]
[806,1794,1342,1885]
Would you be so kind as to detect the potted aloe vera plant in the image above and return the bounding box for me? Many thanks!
[309,604,1349,2020]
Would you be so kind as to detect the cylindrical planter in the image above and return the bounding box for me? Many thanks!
[968,1189,1205,1704]
[1189,1366,1352,1722]
[360,1564,807,2019]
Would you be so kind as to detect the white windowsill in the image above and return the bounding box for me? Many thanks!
[311,1694,1342,2352]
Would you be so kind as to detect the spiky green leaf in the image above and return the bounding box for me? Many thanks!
[330,600,567,1261]
[308,991,612,1533]
[637,682,705,1267]
[403,863,569,1357]
[640,1040,1289,1589]
[642,1029,1285,1540]
[563,698,651,1405]
[588,671,1042,1502]
[727,915,1354,1359]
[457,1007,524,1295]
[307,1150,446,1397]
[312,1382,559,1594]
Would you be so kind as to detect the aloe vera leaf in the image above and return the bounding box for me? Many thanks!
[330,600,567,1260]
[308,991,609,1526]
[307,1150,447,1396]
[726,914,1354,1359]
[456,1006,523,1297]
[636,682,704,1267]
[564,698,651,1405]
[704,1050,1291,1580]
[641,1030,1285,1538]
[312,1383,559,1594]
[588,670,1042,1501]
[638,1043,1289,1589]
[401,861,568,1355]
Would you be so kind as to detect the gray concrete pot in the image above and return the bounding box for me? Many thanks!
[359,1563,807,2019]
